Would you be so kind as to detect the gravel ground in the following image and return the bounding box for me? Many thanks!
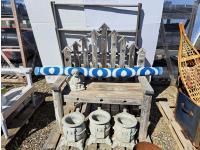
[6,79,179,150]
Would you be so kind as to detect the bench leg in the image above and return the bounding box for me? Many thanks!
[139,94,152,141]
[52,90,64,133]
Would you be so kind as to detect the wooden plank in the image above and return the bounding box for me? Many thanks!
[100,23,109,68]
[54,2,139,7]
[138,94,152,141]
[1,97,43,147]
[64,89,143,105]
[1,46,19,49]
[119,37,126,68]
[58,28,136,33]
[1,77,26,84]
[63,47,72,66]
[162,13,191,19]
[73,42,81,67]
[52,90,64,133]
[42,127,61,150]
[87,82,142,90]
[1,48,21,52]
[128,43,136,67]
[135,3,142,47]
[1,17,15,21]
[110,31,117,68]
[10,0,27,67]
[91,30,99,68]
[159,101,195,150]
[156,102,184,150]
[81,37,89,67]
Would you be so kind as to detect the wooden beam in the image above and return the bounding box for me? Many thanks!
[1,49,21,52]
[55,2,139,7]
[100,23,109,68]
[162,13,191,19]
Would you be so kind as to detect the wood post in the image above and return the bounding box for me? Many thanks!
[52,90,64,133]
[135,3,142,47]
[100,23,109,68]
[139,94,152,141]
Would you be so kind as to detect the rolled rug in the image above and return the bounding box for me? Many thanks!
[34,66,163,78]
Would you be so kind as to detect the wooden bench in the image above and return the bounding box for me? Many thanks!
[50,2,154,143]
[1,67,34,139]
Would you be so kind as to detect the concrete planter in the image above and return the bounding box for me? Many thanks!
[87,107,112,145]
[62,109,86,150]
[112,109,138,149]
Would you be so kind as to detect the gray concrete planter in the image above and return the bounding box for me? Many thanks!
[62,109,86,150]
[112,109,138,149]
[87,107,112,145]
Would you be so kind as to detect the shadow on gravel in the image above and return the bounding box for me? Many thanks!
[6,92,55,150]
[148,84,170,139]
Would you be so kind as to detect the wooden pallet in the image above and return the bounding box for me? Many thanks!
[1,95,44,149]
[1,74,26,84]
[43,102,140,150]
[156,101,197,150]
